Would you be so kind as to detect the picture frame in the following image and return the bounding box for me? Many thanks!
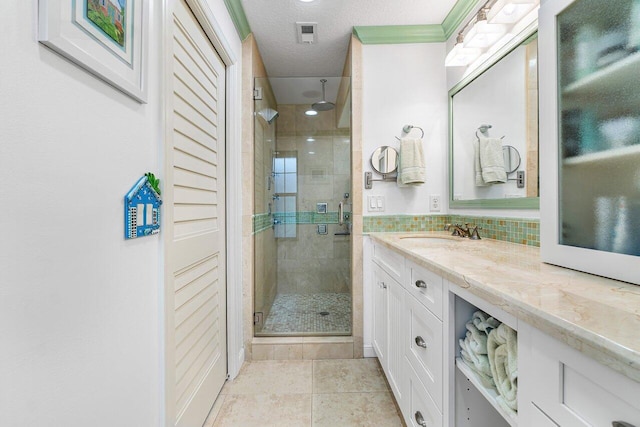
[38,0,148,103]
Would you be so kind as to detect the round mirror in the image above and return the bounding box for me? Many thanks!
[502,145,521,174]
[371,146,398,175]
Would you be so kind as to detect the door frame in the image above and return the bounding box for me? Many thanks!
[162,0,243,424]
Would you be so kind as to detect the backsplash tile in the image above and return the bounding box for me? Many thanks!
[363,214,539,247]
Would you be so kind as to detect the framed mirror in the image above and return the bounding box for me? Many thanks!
[371,146,398,175]
[449,27,539,209]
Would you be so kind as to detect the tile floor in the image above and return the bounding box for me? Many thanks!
[203,359,405,427]
[259,293,352,335]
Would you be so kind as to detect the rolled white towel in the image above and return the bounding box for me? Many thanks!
[472,311,501,341]
[487,324,518,412]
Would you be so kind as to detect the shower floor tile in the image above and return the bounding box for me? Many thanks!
[260,293,352,335]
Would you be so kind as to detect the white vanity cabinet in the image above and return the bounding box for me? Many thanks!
[368,237,640,427]
[371,243,445,425]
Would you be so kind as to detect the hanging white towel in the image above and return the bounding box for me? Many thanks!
[397,137,425,186]
[474,139,488,187]
[479,137,507,184]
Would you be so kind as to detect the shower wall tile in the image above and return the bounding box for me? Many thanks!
[276,105,296,135]
[295,105,336,133]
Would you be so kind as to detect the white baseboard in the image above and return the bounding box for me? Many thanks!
[363,345,376,358]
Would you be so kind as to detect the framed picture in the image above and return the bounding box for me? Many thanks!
[38,0,148,103]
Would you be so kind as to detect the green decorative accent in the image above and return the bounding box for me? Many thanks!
[353,0,482,44]
[145,172,161,196]
[364,215,539,247]
[223,0,251,40]
[363,215,449,233]
[441,0,483,39]
[253,213,273,234]
[448,215,539,246]
[253,211,350,234]
[353,25,446,44]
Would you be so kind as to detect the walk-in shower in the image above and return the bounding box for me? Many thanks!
[253,76,352,336]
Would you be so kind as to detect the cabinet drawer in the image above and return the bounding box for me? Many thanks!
[405,293,443,411]
[372,243,404,283]
[524,323,640,427]
[404,359,443,427]
[405,260,443,320]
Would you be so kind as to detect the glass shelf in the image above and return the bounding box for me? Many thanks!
[562,51,640,113]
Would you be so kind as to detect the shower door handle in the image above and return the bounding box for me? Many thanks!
[338,202,344,226]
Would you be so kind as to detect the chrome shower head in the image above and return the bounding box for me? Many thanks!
[311,79,335,112]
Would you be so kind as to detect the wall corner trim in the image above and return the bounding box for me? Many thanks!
[353,25,446,44]
[223,0,252,41]
[441,0,483,39]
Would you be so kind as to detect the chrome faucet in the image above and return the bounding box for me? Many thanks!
[444,223,481,239]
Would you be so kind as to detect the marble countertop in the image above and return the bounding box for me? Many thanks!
[369,232,640,382]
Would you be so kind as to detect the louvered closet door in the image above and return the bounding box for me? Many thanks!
[166,1,226,426]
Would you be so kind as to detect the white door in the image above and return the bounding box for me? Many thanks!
[165,1,227,426]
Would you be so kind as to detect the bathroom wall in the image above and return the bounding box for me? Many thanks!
[0,1,241,425]
[274,104,351,295]
[361,43,449,216]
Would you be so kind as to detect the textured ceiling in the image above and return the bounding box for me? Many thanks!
[241,0,458,78]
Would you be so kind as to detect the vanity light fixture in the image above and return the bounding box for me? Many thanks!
[305,109,318,116]
[445,33,482,67]
[464,8,508,49]
[445,0,540,67]
[298,0,315,2]
[488,0,538,24]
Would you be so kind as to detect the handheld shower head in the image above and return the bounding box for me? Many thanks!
[257,108,279,125]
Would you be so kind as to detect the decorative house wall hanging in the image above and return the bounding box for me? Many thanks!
[125,173,162,239]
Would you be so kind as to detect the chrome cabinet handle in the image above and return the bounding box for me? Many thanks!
[415,280,427,289]
[612,422,635,427]
[415,411,427,426]
[415,336,427,349]
[381,282,387,289]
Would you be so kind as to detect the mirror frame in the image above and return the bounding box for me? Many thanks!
[448,22,539,209]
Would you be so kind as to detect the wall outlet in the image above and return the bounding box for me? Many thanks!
[429,195,441,212]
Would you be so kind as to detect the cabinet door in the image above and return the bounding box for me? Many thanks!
[372,263,388,370]
[386,277,407,406]
[520,322,640,427]
[539,0,640,284]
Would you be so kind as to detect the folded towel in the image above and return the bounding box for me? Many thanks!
[397,137,425,186]
[460,337,495,388]
[472,310,501,337]
[487,324,518,412]
[479,137,507,184]
[474,139,487,187]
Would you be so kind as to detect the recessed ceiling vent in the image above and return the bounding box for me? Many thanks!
[296,22,318,44]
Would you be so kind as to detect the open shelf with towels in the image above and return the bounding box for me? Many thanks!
[450,289,519,427]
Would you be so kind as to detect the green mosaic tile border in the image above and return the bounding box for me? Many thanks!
[363,215,540,247]
[363,215,449,233]
[253,211,348,234]
[253,213,273,234]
